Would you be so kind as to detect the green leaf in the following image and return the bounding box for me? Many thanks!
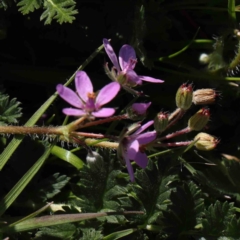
[0,93,22,125]
[81,228,103,240]
[192,156,240,197]
[161,181,204,238]
[103,228,137,240]
[51,145,84,169]
[225,216,240,238]
[69,151,130,223]
[41,0,78,25]
[34,173,70,201]
[131,158,178,225]
[17,0,41,15]
[202,201,235,237]
[9,202,53,227]
[2,211,141,233]
[34,223,76,239]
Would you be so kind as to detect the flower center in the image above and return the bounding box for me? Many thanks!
[139,145,146,153]
[85,92,96,112]
[87,92,96,99]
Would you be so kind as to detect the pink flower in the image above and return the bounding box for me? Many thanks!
[127,102,151,120]
[118,120,157,182]
[56,71,120,118]
[103,38,164,87]
[131,102,151,115]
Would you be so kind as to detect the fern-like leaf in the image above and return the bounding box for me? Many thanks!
[202,201,235,237]
[36,173,70,201]
[130,158,178,225]
[161,181,204,238]
[17,0,41,15]
[35,223,76,239]
[81,228,103,240]
[69,151,130,224]
[40,0,78,25]
[0,93,22,125]
[225,216,240,238]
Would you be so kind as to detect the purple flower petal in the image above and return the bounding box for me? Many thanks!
[139,75,164,83]
[132,102,151,115]
[103,39,121,72]
[62,108,86,116]
[136,131,157,145]
[75,71,93,103]
[127,140,139,159]
[92,108,115,117]
[127,140,148,168]
[134,120,154,135]
[96,82,120,107]
[134,151,148,168]
[119,44,136,70]
[125,156,135,182]
[56,84,83,108]
[125,70,142,85]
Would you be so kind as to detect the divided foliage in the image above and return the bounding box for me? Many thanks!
[17,0,78,24]
[0,91,22,126]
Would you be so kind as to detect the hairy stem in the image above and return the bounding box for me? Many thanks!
[158,127,191,141]
[0,126,63,136]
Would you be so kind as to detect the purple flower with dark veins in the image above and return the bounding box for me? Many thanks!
[56,71,120,118]
[103,38,164,88]
[118,120,156,182]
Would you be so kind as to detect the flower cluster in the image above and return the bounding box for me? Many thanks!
[55,38,219,182]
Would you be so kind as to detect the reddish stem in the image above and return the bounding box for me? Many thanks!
[79,114,129,129]
[158,127,191,141]
[153,141,192,148]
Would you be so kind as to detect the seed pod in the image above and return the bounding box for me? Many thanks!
[188,108,210,131]
[193,89,217,105]
[194,132,219,151]
[154,111,169,133]
[176,83,193,110]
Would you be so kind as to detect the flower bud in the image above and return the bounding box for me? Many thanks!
[193,89,217,105]
[127,102,151,120]
[86,151,104,171]
[199,53,210,64]
[188,108,210,131]
[176,83,193,110]
[154,111,169,133]
[194,132,219,151]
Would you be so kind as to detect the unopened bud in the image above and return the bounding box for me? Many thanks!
[199,53,210,64]
[194,132,219,151]
[127,102,151,120]
[86,151,104,171]
[154,111,169,133]
[193,89,217,105]
[188,108,210,131]
[176,83,193,110]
